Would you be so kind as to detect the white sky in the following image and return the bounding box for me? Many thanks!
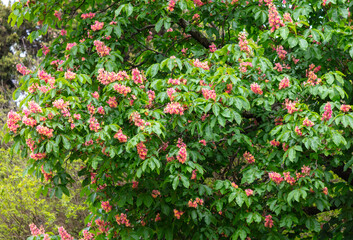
[2,0,10,6]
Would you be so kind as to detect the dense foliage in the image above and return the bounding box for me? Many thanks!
[0,93,87,240]
[5,0,353,239]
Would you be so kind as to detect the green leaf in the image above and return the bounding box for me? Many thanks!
[115,4,125,16]
[344,156,353,171]
[280,27,289,40]
[114,25,122,38]
[62,137,71,150]
[155,19,164,32]
[126,4,134,16]
[299,38,308,50]
[172,176,179,190]
[288,37,298,48]
[228,192,236,203]
[150,64,159,77]
[180,175,190,188]
[305,218,321,232]
[349,47,353,59]
[212,103,220,116]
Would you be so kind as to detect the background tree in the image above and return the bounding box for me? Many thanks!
[5,0,353,239]
[0,1,48,89]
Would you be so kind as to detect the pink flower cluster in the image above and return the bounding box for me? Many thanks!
[168,78,181,85]
[306,70,321,86]
[283,12,293,22]
[285,99,298,114]
[199,139,206,146]
[116,213,131,227]
[81,229,95,240]
[202,88,216,101]
[191,169,197,179]
[245,189,254,196]
[322,102,332,121]
[279,77,290,89]
[97,106,105,115]
[340,104,351,112]
[193,0,204,6]
[295,126,303,136]
[114,129,128,143]
[152,190,161,198]
[167,88,176,101]
[291,57,299,65]
[240,62,253,73]
[7,110,21,133]
[137,142,148,160]
[91,21,104,31]
[95,219,110,233]
[243,151,255,164]
[41,165,53,181]
[53,99,69,109]
[88,117,100,132]
[26,138,36,151]
[283,172,296,185]
[54,10,62,20]
[130,112,149,130]
[16,63,31,75]
[225,83,233,94]
[264,215,273,228]
[66,42,77,51]
[268,4,284,32]
[270,139,280,147]
[97,69,129,85]
[147,90,155,106]
[132,180,139,188]
[28,101,43,114]
[81,12,96,19]
[92,91,99,99]
[209,43,217,53]
[87,103,96,115]
[107,96,118,108]
[101,201,112,212]
[174,209,184,219]
[238,32,250,54]
[22,116,37,127]
[177,146,187,164]
[250,83,263,95]
[276,46,287,60]
[167,0,176,11]
[42,45,50,55]
[38,69,56,89]
[269,172,283,184]
[274,63,291,72]
[132,68,144,84]
[30,152,47,160]
[113,84,131,96]
[188,198,204,208]
[94,40,110,57]
[36,125,54,138]
[29,223,45,236]
[164,102,184,115]
[65,70,76,80]
[303,118,314,127]
[193,59,210,70]
[58,226,74,240]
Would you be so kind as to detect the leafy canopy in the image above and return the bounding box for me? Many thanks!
[6,0,353,239]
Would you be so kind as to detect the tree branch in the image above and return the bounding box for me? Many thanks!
[178,18,211,49]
